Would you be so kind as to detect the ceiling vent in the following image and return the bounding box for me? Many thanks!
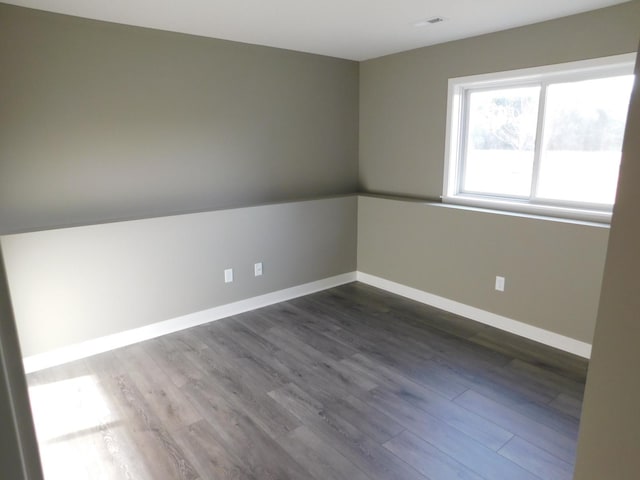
[413,17,447,27]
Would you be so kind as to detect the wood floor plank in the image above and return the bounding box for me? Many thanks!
[499,436,574,480]
[231,310,280,335]
[362,383,517,454]
[507,358,585,400]
[506,397,581,440]
[156,327,212,353]
[180,345,301,439]
[196,327,286,393]
[455,389,578,464]
[314,287,513,370]
[173,420,255,480]
[28,282,585,480]
[181,377,314,480]
[205,321,297,388]
[343,354,514,450]
[265,313,359,361]
[211,321,351,403]
[384,430,484,480]
[331,283,494,343]
[268,298,345,335]
[262,326,378,396]
[28,366,143,480]
[277,425,371,480]
[430,353,559,407]
[142,336,204,388]
[101,374,200,480]
[359,387,538,480]
[550,393,584,420]
[323,394,405,444]
[214,316,281,356]
[114,344,202,432]
[84,350,128,378]
[297,294,440,362]
[468,330,588,382]
[269,383,428,480]
[313,319,434,377]
[376,354,469,400]
[129,366,202,434]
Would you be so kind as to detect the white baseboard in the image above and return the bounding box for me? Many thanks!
[23,272,357,373]
[356,271,592,359]
[23,269,591,373]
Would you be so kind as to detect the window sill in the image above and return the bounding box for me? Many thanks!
[440,195,612,226]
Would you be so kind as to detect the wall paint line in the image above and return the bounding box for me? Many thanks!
[357,271,592,358]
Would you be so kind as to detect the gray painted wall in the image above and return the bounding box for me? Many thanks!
[2,196,357,357]
[0,4,359,235]
[357,3,640,344]
[574,48,640,480]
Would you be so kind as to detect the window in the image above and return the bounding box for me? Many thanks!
[443,54,636,222]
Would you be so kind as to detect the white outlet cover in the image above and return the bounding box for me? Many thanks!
[254,262,263,276]
[224,268,233,283]
[495,276,505,292]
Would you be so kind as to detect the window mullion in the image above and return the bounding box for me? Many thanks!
[529,83,547,202]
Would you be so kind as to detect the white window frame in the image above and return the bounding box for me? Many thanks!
[443,53,636,223]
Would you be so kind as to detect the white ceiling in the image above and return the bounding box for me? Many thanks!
[4,0,630,60]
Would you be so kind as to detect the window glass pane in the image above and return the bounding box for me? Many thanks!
[462,86,540,197]
[536,75,634,205]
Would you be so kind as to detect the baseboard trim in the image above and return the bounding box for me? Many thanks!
[23,269,591,373]
[356,271,592,358]
[23,272,357,373]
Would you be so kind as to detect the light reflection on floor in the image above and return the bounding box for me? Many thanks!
[28,373,141,479]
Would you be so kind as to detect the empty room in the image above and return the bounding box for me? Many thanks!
[1,1,639,479]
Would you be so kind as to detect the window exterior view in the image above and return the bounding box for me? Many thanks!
[444,54,635,222]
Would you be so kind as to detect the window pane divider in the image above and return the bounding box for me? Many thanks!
[529,82,548,202]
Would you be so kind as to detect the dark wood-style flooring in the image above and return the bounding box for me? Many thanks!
[27,282,587,480]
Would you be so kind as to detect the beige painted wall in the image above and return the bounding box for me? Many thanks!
[573,49,640,480]
[359,2,640,198]
[1,196,357,357]
[357,196,609,343]
[0,4,358,235]
[357,3,640,345]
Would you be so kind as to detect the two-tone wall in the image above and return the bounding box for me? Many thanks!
[0,4,360,368]
[2,4,639,477]
[357,2,640,349]
[2,3,640,368]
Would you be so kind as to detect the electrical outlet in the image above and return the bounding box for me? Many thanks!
[254,262,263,277]
[495,276,505,292]
[224,268,233,283]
